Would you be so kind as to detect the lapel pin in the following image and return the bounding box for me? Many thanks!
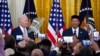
[80,32,82,34]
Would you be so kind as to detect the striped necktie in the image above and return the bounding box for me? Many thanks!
[73,30,77,38]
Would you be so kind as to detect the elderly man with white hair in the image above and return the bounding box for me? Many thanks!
[11,14,33,44]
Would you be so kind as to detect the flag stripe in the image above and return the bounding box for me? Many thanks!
[59,26,65,36]
[47,29,56,45]
[47,0,66,45]
[48,23,57,41]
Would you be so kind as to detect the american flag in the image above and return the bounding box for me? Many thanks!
[79,0,96,32]
[47,0,66,45]
[0,0,13,35]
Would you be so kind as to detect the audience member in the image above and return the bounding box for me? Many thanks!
[39,39,63,56]
[4,35,16,50]
[31,49,43,56]
[0,33,5,56]
[4,35,16,56]
[79,47,93,56]
[17,40,36,56]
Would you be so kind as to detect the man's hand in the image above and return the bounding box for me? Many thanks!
[23,36,31,41]
[56,39,63,48]
[73,36,79,43]
[18,40,26,48]
[72,36,79,47]
[54,39,63,52]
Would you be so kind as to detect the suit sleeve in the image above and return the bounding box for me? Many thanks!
[85,31,90,40]
[11,30,16,39]
[11,30,14,35]
[62,30,66,36]
[28,31,35,40]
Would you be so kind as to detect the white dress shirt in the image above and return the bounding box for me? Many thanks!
[19,25,28,36]
[72,27,79,37]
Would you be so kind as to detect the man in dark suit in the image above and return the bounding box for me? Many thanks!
[11,14,33,44]
[62,15,100,56]
[63,26,89,42]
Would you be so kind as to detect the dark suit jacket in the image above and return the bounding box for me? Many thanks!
[11,27,34,43]
[62,27,89,42]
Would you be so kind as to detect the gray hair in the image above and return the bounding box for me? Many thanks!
[31,49,43,56]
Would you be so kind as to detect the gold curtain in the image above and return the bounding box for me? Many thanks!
[34,0,100,33]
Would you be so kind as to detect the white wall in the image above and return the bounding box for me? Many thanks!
[8,0,25,27]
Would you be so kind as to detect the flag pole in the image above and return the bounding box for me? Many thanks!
[28,0,30,17]
[86,0,89,23]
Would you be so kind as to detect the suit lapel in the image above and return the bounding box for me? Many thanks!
[78,28,83,38]
[70,28,73,35]
[18,27,23,35]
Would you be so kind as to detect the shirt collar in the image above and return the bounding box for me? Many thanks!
[72,27,79,31]
[72,27,79,37]
[19,25,25,33]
